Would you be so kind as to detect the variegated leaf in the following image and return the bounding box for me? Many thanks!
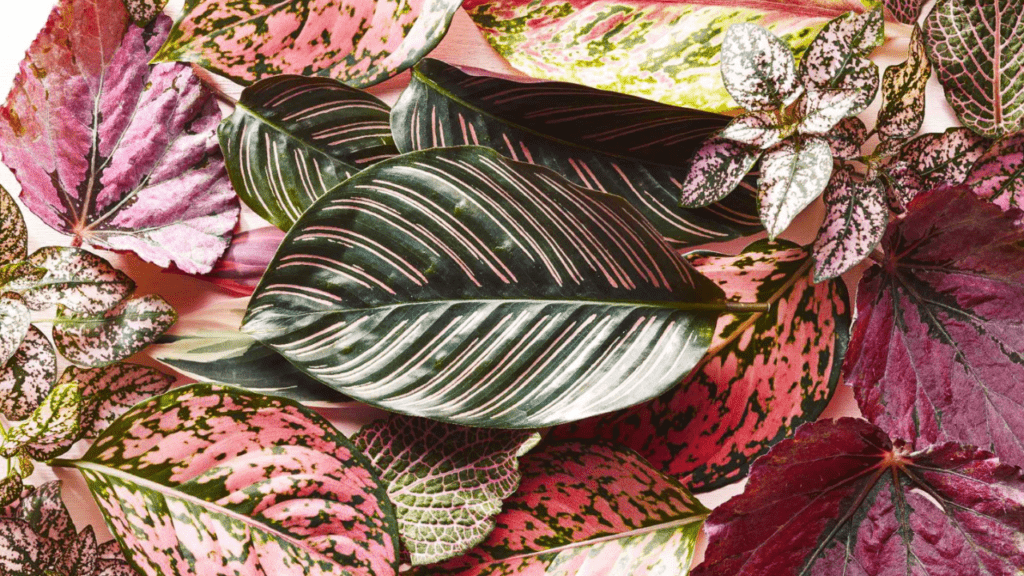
[123,0,167,25]
[966,132,1024,210]
[53,295,176,368]
[219,76,399,231]
[824,117,868,159]
[57,384,400,576]
[553,240,850,491]
[154,0,461,87]
[191,227,285,297]
[57,364,174,438]
[720,112,793,149]
[798,59,880,134]
[799,7,884,90]
[0,298,30,366]
[0,475,22,508]
[353,415,539,565]
[877,25,931,141]
[0,263,44,293]
[721,23,802,111]
[884,127,990,209]
[0,382,81,461]
[244,146,726,428]
[409,441,707,576]
[813,169,888,280]
[680,138,762,208]
[885,0,925,23]
[0,326,56,422]
[0,185,26,265]
[0,481,76,576]
[759,137,834,238]
[4,248,133,316]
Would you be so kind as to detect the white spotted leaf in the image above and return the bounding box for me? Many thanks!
[800,8,884,90]
[877,25,931,141]
[0,298,30,367]
[680,138,762,208]
[0,382,81,461]
[798,58,879,134]
[824,117,868,159]
[758,137,834,238]
[813,169,888,281]
[0,326,56,422]
[3,248,133,316]
[0,186,26,266]
[966,132,1024,210]
[720,112,793,149]
[53,295,176,368]
[57,364,175,438]
[721,23,802,111]
[122,0,167,25]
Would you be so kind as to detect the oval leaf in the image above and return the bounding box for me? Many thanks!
[0,382,81,461]
[799,7,884,90]
[812,169,888,281]
[0,298,30,367]
[53,295,176,368]
[0,326,57,421]
[4,248,133,316]
[884,127,990,209]
[824,116,868,159]
[759,137,834,238]
[877,25,931,141]
[57,364,174,438]
[966,131,1024,210]
[123,0,167,25]
[0,186,26,266]
[679,137,762,209]
[721,23,802,111]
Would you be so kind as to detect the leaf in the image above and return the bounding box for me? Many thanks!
[885,0,925,23]
[694,418,1024,576]
[0,0,238,274]
[122,0,167,25]
[758,137,834,238]
[719,112,793,149]
[812,169,888,280]
[153,0,462,87]
[0,326,57,422]
[0,481,75,576]
[552,240,851,491]
[966,131,1024,210]
[884,127,990,209]
[191,226,284,297]
[393,59,763,247]
[61,384,400,576]
[0,186,26,266]
[824,117,868,159]
[923,0,1024,138]
[53,295,176,368]
[845,185,1024,466]
[57,364,174,438]
[0,298,30,367]
[4,248,133,316]
[679,138,762,209]
[799,7,884,91]
[721,23,802,111]
[797,60,880,133]
[352,415,540,565]
[877,25,931,141]
[219,76,399,231]
[0,382,81,461]
[409,441,707,576]
[243,146,726,428]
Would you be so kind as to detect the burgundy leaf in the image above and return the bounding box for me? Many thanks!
[877,25,931,141]
[966,132,1024,210]
[680,137,760,207]
[884,127,990,210]
[0,325,57,421]
[189,226,284,296]
[823,117,868,160]
[812,169,888,281]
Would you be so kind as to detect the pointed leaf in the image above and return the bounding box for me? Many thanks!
[719,112,792,149]
[0,481,76,576]
[759,137,834,238]
[813,169,888,280]
[680,138,762,209]
[57,364,174,438]
[721,23,802,111]
[0,186,26,266]
[219,76,399,231]
[877,25,931,141]
[798,58,880,133]
[65,384,400,576]
[0,263,45,293]
[884,127,990,208]
[190,226,284,297]
[53,295,176,368]
[0,382,81,461]
[966,131,1024,210]
[885,0,925,23]
[0,326,56,422]
[123,0,167,25]
[799,8,884,91]
[4,248,133,316]
[0,298,30,367]
[824,116,868,159]
[0,476,22,509]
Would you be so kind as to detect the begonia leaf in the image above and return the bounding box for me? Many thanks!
[966,132,1024,210]
[53,295,176,368]
[877,25,931,141]
[0,186,26,266]
[0,326,56,422]
[759,137,834,238]
[57,364,174,438]
[812,169,888,281]
[0,382,81,461]
[721,23,802,112]
[0,298,30,367]
[883,127,989,209]
[3,248,133,316]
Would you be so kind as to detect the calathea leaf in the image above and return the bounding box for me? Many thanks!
[0,0,238,274]
[883,127,990,209]
[0,382,81,461]
[695,418,1024,576]
[393,59,762,247]
[966,132,1024,210]
[122,0,167,25]
[824,117,868,159]
[845,185,1024,466]
[219,76,399,231]
[0,326,57,421]
[54,384,400,576]
[0,298,30,367]
[0,185,26,266]
[812,168,888,281]
[759,136,834,238]
[191,226,285,297]
[53,295,176,368]
[3,247,133,316]
[679,138,761,209]
[243,146,726,428]
[721,23,802,111]
[877,25,931,141]
[57,364,174,438]
[409,441,708,576]
[552,240,850,492]
[352,415,540,565]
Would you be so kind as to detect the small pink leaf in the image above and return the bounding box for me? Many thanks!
[0,298,30,366]
[53,295,176,368]
[877,25,931,141]
[122,0,167,25]
[798,59,879,134]
[4,248,133,316]
[800,8,884,89]
[812,169,888,281]
[884,127,990,209]
[680,137,760,207]
[823,116,867,159]
[0,326,56,422]
[0,382,81,461]
[0,186,26,266]
[758,137,833,238]
[719,112,791,149]
[966,131,1024,210]
[58,364,175,438]
[721,23,802,111]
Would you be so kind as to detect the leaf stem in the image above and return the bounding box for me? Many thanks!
[47,458,76,469]
[868,248,886,264]
[722,301,771,313]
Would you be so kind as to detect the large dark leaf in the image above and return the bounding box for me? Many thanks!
[243,146,726,428]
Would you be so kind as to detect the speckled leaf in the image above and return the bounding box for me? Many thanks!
[219,76,399,231]
[192,226,284,297]
[720,112,793,149]
[0,481,76,576]
[0,186,26,266]
[846,185,1024,466]
[923,0,1024,138]
[409,441,707,576]
[824,116,868,159]
[0,298,30,367]
[884,127,990,209]
[877,25,931,141]
[123,0,167,25]
[59,384,400,576]
[966,131,1024,210]
[153,0,461,87]
[813,169,887,281]
[885,0,925,23]
[680,138,762,208]
[353,415,540,565]
[0,0,238,274]
[53,295,176,368]
[0,476,22,508]
[0,263,44,294]
[57,364,174,438]
[721,23,802,111]
[0,326,57,421]
[759,137,834,238]
[552,240,850,492]
[3,248,133,316]
[393,59,763,247]
[798,59,880,134]
[695,418,1024,576]
[0,382,81,461]
[800,7,884,90]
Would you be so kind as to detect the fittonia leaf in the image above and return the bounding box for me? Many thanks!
[0,298,30,367]
[0,382,81,461]
[812,169,888,281]
[877,25,931,141]
[695,418,1024,575]
[845,186,1024,466]
[0,186,26,266]
[243,146,727,428]
[883,127,990,209]
[758,137,834,238]
[193,227,285,297]
[966,132,1024,210]
[52,295,176,368]
[553,240,850,492]
[3,248,133,316]
[0,326,57,421]
[352,415,540,565]
[57,364,174,438]
[885,0,926,23]
[55,384,400,576]
[720,23,802,111]
[0,0,238,274]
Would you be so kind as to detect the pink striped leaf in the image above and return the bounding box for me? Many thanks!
[243,146,726,428]
[57,364,174,439]
[966,131,1024,210]
[877,25,931,141]
[0,326,57,422]
[3,248,133,316]
[552,240,850,492]
[720,23,802,112]
[0,0,238,274]
[812,168,888,281]
[219,76,399,231]
[0,382,81,461]
[58,383,400,576]
[759,136,834,238]
[52,294,176,368]
[393,59,762,248]
[352,415,539,565]
[883,127,989,210]
[824,116,868,159]
[0,298,30,367]
[408,441,707,576]
[0,186,26,265]
[123,0,167,25]
[191,227,284,297]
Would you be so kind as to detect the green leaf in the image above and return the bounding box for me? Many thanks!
[721,23,802,111]
[0,298,30,367]
[0,326,56,422]
[57,364,174,438]
[720,112,793,149]
[243,146,726,428]
[0,185,26,266]
[759,137,834,238]
[219,76,399,231]
[353,415,539,565]
[0,382,81,461]
[813,169,888,280]
[53,295,176,368]
[122,0,167,25]
[877,25,931,141]
[3,248,133,316]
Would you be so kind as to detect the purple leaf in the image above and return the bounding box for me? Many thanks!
[189,226,284,296]
[0,186,26,266]
[877,25,931,141]
[0,0,238,274]
[0,326,56,421]
[758,136,833,238]
[966,132,1024,210]
[58,364,175,438]
[823,116,868,159]
[884,127,990,209]
[812,169,888,281]
[721,23,802,111]
[0,383,81,461]
[719,112,792,149]
[679,137,761,207]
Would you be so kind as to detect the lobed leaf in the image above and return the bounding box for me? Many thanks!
[883,127,989,209]
[758,137,834,238]
[0,186,26,266]
[0,298,30,367]
[4,248,133,316]
[53,295,176,368]
[122,0,167,25]
[966,132,1024,210]
[877,25,931,141]
[812,169,888,281]
[721,23,802,111]
[0,326,56,421]
[0,382,81,461]
[57,364,174,438]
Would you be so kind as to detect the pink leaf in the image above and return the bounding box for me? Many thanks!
[812,168,887,281]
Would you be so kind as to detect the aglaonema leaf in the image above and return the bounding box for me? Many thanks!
[695,418,1024,575]
[877,25,931,141]
[0,0,238,274]
[57,364,174,438]
[552,240,850,492]
[242,146,726,429]
[0,298,30,367]
[219,76,399,231]
[883,127,990,209]
[759,137,834,238]
[0,185,26,266]
[393,59,762,248]
[0,382,81,461]
[53,295,176,368]
[0,326,56,422]
[720,23,802,111]
[352,415,540,565]
[966,132,1024,210]
[56,384,401,576]
[812,168,888,281]
[3,247,133,316]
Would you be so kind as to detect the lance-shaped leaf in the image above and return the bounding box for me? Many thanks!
[885,0,925,23]
[55,384,400,576]
[394,59,762,247]
[243,146,726,428]
[0,186,26,266]
[58,364,174,438]
[923,0,1024,138]
[123,0,167,25]
[759,137,833,238]
[0,382,81,461]
[846,185,1024,465]
[190,227,284,297]
[824,117,868,159]
[0,298,30,367]
[679,138,761,209]
[813,169,888,281]
[721,23,802,111]
[552,240,850,492]
[409,441,707,576]
[219,76,399,231]
[153,0,461,87]
[0,481,77,576]
[877,25,931,141]
[353,415,540,565]
[966,131,1024,210]
[0,326,56,422]
[695,418,1024,575]
[53,295,176,368]
[4,248,133,316]
[0,0,238,274]
[884,127,990,208]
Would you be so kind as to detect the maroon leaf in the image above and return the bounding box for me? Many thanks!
[812,169,888,281]
[966,132,1024,210]
[189,226,283,296]
[884,127,990,209]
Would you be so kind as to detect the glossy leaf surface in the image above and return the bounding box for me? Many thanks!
[4,248,133,316]
[0,186,26,265]
[0,326,56,421]
[966,131,1024,210]
[877,25,931,141]
[884,127,989,209]
[58,364,174,438]
[53,295,176,368]
[812,169,887,281]
[759,137,833,238]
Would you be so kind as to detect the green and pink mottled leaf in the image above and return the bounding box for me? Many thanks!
[191,227,284,297]
[353,415,540,565]
[797,60,879,134]
[966,132,1024,210]
[877,25,931,141]
[53,295,176,368]
[3,248,133,316]
[812,169,887,281]
[0,0,238,274]
[122,0,167,25]
[0,326,56,421]
[680,138,761,208]
[885,0,925,23]
[62,384,400,576]
[884,127,989,209]
[0,263,44,294]
[824,117,868,160]
[553,240,850,491]
[0,298,30,367]
[58,364,174,438]
[0,475,22,508]
[0,382,81,461]
[719,112,793,149]
[0,186,26,266]
[759,137,833,238]
[721,23,802,111]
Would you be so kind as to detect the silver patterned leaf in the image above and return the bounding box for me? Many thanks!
[721,23,802,111]
[758,137,834,238]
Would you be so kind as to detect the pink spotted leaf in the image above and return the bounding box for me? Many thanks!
[57,364,175,439]
[0,326,57,421]
[0,382,81,461]
[3,248,133,316]
[720,23,802,111]
[0,186,26,265]
[797,59,879,134]
[966,131,1024,210]
[823,116,868,160]
[812,168,888,281]
[679,137,761,207]
[53,295,176,368]
[883,127,990,210]
[758,136,834,238]
[122,0,167,25]
[0,298,30,367]
[719,112,794,149]
[0,475,22,508]
[877,25,931,141]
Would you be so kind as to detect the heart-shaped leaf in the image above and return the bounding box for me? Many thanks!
[695,418,1024,575]
[0,326,56,422]
[57,384,400,576]
[191,226,285,297]
[884,127,990,208]
[393,59,762,247]
[680,138,762,208]
[353,415,539,565]
[243,146,726,428]
[0,298,30,367]
[0,382,81,461]
[57,364,174,438]
[552,240,850,491]
[0,186,26,266]
[721,23,802,111]
[53,295,176,368]
[824,117,868,159]
[0,0,238,274]
[759,137,834,238]
[4,248,133,316]
[877,25,931,141]
[219,76,399,231]
[123,0,167,25]
[813,169,888,280]
[966,132,1024,210]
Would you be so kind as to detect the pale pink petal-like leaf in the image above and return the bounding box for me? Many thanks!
[721,23,802,111]
[824,116,867,159]
[4,248,133,316]
[813,169,888,281]
[884,127,990,209]
[966,131,1024,210]
[0,326,56,421]
[0,298,29,367]
[798,58,879,134]
[187,227,283,296]
[758,137,833,238]
[877,25,931,141]
[680,137,761,207]
[53,295,176,368]
[0,186,26,266]
[719,112,793,149]
[0,382,81,461]
[799,8,884,90]
[57,364,175,438]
